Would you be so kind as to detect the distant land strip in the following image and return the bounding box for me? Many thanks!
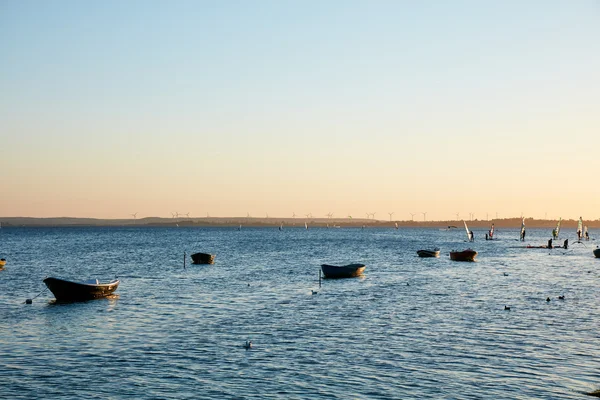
[0,217,598,229]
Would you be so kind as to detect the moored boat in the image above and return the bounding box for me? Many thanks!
[0,258,6,267]
[449,249,478,262]
[43,277,120,301]
[594,248,600,258]
[191,252,215,264]
[321,263,366,278]
[417,249,440,258]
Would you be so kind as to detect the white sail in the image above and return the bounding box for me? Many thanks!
[577,217,583,239]
[463,220,470,241]
[305,222,308,230]
[489,223,494,239]
[520,217,525,240]
[553,218,561,239]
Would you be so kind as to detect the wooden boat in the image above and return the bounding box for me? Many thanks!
[321,263,366,278]
[0,258,6,267]
[417,249,440,258]
[449,249,478,262]
[191,252,215,264]
[43,277,120,301]
[594,248,600,258]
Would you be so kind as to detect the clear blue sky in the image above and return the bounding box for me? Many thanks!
[1,1,599,220]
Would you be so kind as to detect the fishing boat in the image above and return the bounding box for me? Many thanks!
[191,252,215,264]
[417,249,440,258]
[43,277,120,301]
[449,249,478,262]
[321,263,366,278]
[552,218,561,239]
[0,258,6,267]
[594,248,600,258]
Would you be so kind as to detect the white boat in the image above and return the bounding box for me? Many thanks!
[552,218,561,239]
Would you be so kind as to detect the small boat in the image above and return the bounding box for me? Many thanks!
[449,249,478,262]
[594,248,600,258]
[43,277,120,301]
[417,249,440,258]
[321,263,366,278]
[191,252,215,264]
[0,258,6,267]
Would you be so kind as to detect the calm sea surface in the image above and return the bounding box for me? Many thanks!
[1,226,599,399]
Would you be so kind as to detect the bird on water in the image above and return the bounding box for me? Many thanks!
[244,340,252,349]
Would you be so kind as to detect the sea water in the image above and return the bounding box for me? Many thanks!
[1,226,599,399]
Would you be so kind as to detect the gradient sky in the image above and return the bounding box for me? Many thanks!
[1,1,599,220]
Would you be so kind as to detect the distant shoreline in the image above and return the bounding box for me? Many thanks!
[0,217,597,229]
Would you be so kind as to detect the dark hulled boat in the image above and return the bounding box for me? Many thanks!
[321,263,366,278]
[191,252,215,264]
[449,249,478,262]
[594,248,600,258]
[43,277,120,302]
[417,249,440,258]
[0,258,6,267]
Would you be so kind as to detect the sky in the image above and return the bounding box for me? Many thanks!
[1,0,599,221]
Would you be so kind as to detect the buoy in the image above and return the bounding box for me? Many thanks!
[546,297,551,302]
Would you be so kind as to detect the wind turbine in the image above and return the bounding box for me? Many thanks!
[266,213,269,219]
[388,212,394,221]
[185,212,190,218]
[455,213,460,221]
[326,212,333,219]
[305,213,310,219]
[370,212,376,220]
[131,212,138,219]
[292,212,296,219]
[247,212,251,218]
[206,212,210,218]
[410,213,415,221]
[366,212,370,219]
[422,212,427,221]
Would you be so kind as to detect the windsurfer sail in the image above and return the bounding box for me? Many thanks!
[489,223,495,239]
[577,217,583,241]
[552,218,561,239]
[464,220,473,242]
[520,218,526,241]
